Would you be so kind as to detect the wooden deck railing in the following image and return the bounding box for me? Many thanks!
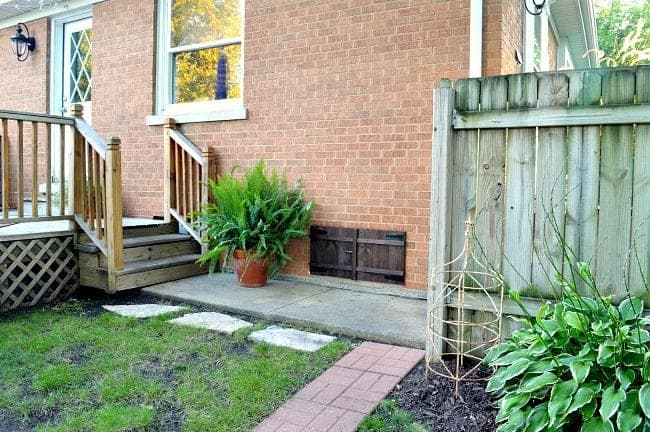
[69,105,123,278]
[163,118,216,243]
[0,105,123,279]
[0,110,74,221]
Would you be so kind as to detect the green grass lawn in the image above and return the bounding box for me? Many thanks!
[0,300,349,432]
[359,401,431,432]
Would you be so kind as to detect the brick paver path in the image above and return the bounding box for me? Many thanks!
[254,342,425,432]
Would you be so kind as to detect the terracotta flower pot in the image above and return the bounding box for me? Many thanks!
[233,250,268,287]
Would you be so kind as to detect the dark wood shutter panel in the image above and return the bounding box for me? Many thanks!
[309,226,355,280]
[310,226,406,285]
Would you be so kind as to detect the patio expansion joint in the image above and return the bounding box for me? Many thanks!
[266,286,334,315]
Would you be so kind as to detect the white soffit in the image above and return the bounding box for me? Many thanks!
[0,0,100,29]
[548,0,599,69]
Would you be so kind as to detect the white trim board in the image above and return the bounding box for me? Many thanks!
[468,0,482,78]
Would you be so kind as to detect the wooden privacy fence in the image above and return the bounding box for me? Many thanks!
[428,67,650,357]
[163,118,216,243]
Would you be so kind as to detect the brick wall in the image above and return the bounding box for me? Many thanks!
[1,1,474,290]
[482,0,522,76]
[0,18,50,207]
[87,0,473,290]
[0,19,49,113]
[92,0,162,216]
[500,0,523,75]
[162,0,471,288]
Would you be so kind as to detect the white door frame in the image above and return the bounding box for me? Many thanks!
[49,9,92,118]
[49,9,92,186]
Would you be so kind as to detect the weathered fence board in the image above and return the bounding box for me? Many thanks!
[565,70,602,280]
[532,74,569,292]
[502,73,537,292]
[474,77,507,276]
[596,71,636,300]
[449,79,479,276]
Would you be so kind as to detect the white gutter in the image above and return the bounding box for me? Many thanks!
[469,0,483,77]
[577,0,599,68]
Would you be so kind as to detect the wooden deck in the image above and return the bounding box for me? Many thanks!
[0,207,166,240]
[1,108,209,308]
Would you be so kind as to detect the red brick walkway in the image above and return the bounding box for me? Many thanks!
[254,342,425,432]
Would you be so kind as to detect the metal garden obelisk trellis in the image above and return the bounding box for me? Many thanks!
[426,218,504,394]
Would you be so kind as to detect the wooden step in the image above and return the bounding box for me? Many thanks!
[80,254,207,291]
[122,222,179,238]
[77,234,199,265]
[76,222,178,245]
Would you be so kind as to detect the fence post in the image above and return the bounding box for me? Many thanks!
[105,137,123,292]
[69,104,84,217]
[427,79,456,363]
[163,118,176,223]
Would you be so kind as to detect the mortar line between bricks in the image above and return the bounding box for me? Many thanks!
[266,287,334,314]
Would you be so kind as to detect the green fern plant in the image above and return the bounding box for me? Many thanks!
[192,161,314,278]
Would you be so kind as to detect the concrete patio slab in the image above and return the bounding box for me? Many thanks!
[143,273,427,348]
[102,304,186,318]
[249,325,336,352]
[168,312,252,334]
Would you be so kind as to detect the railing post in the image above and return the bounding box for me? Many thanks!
[163,118,176,223]
[200,147,216,254]
[105,137,123,291]
[201,147,216,206]
[69,104,84,216]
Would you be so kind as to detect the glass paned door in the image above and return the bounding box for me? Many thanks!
[63,17,93,122]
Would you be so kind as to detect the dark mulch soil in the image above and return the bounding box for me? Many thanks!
[390,358,498,432]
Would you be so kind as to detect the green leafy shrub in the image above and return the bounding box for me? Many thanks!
[484,263,650,432]
[192,160,314,277]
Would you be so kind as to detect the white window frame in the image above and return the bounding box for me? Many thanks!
[147,0,247,125]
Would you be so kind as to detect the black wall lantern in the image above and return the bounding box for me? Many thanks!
[10,23,36,61]
[524,0,546,15]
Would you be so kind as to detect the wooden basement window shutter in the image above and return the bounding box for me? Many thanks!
[309,226,406,285]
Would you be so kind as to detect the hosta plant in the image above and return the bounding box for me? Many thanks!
[484,263,650,432]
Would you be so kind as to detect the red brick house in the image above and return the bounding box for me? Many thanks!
[0,0,598,291]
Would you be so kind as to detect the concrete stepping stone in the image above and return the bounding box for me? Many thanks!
[102,304,185,318]
[168,312,253,335]
[248,325,336,352]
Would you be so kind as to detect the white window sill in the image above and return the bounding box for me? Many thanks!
[146,106,248,125]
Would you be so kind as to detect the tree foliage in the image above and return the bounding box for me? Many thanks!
[596,0,650,66]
